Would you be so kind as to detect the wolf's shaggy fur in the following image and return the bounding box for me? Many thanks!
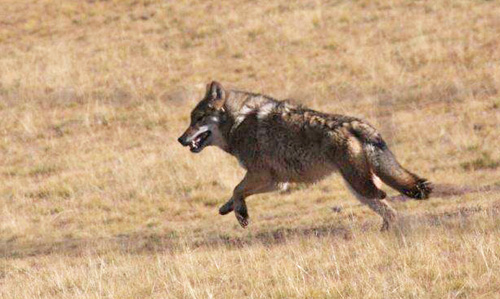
[178,82,432,230]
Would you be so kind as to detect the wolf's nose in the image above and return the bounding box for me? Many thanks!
[178,136,188,146]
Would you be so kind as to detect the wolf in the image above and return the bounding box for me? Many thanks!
[178,81,432,231]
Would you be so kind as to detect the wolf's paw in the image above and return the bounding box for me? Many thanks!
[219,200,234,215]
[235,213,249,228]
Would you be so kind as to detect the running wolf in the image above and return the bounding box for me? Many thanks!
[178,81,432,231]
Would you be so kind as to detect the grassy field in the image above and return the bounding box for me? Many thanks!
[1,0,500,297]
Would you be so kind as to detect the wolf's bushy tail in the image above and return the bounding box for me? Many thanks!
[346,121,432,199]
[365,143,433,199]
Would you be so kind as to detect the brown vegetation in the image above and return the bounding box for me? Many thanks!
[1,0,499,297]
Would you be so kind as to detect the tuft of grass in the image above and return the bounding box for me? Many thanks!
[461,152,499,171]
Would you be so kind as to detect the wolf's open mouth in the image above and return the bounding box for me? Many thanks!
[189,131,211,153]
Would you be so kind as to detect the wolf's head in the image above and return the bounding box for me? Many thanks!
[178,81,229,153]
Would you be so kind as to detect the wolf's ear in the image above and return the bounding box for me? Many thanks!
[206,81,226,109]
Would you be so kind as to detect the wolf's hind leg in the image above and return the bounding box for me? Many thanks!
[350,190,397,231]
[343,176,397,231]
[338,148,396,231]
[225,172,276,228]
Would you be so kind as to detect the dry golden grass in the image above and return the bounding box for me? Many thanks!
[1,0,500,297]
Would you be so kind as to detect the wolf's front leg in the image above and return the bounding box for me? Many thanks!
[234,198,249,228]
[219,172,276,228]
[218,199,234,215]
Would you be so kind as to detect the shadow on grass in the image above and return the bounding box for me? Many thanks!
[2,190,499,260]
[388,183,500,202]
[0,224,353,260]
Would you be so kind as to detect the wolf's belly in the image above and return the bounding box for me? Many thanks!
[269,159,336,183]
[235,146,336,183]
[230,113,338,182]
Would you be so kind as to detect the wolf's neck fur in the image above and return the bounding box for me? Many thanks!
[224,90,278,114]
[223,89,281,130]
[213,90,278,153]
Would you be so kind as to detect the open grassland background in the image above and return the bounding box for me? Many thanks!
[1,0,500,297]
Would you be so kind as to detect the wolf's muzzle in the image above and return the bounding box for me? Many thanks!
[177,135,190,146]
